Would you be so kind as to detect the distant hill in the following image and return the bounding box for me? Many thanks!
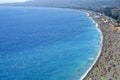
[0,0,120,8]
[0,0,120,24]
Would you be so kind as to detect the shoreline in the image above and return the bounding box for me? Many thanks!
[0,6,119,79]
[83,11,120,80]
[80,11,103,80]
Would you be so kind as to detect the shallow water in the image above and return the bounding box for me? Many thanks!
[0,7,100,80]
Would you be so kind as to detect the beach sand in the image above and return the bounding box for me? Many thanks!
[82,12,120,80]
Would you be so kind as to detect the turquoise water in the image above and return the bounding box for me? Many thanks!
[0,7,100,80]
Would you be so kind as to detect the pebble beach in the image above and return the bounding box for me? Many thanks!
[83,12,120,80]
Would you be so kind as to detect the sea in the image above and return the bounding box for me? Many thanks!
[0,7,101,80]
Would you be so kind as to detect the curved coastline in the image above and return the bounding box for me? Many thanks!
[80,12,103,80]
[0,7,102,80]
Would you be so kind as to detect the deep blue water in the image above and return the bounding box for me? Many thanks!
[0,7,100,80]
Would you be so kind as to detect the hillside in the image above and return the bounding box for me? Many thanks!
[0,0,120,8]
